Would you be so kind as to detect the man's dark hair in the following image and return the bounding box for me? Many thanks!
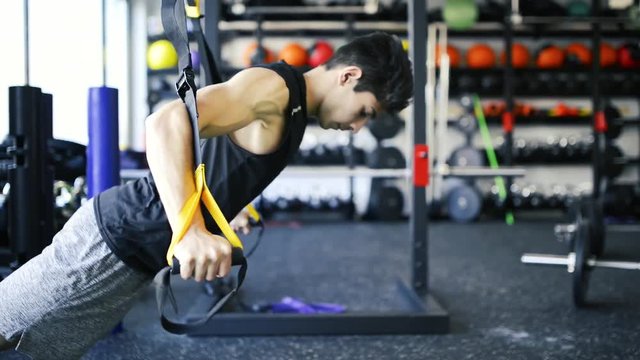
[324,32,413,114]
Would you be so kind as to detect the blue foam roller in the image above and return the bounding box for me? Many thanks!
[87,86,120,198]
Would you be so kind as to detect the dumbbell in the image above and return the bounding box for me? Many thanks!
[521,139,543,163]
[522,184,545,209]
[457,74,480,93]
[510,183,525,209]
[546,184,569,210]
[480,74,501,93]
[538,72,562,94]
[488,184,505,209]
[563,136,581,162]
[341,146,366,166]
[575,135,593,162]
[367,146,406,169]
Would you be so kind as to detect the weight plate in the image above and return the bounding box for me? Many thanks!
[447,183,482,222]
[603,144,624,179]
[449,146,484,167]
[367,112,403,140]
[367,147,406,169]
[581,197,605,257]
[368,185,404,221]
[456,114,477,135]
[573,215,591,307]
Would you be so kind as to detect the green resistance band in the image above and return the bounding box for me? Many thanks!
[472,94,515,225]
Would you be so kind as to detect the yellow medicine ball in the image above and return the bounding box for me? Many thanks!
[147,40,178,70]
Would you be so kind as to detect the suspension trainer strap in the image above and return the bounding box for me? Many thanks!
[184,0,264,229]
[154,0,246,334]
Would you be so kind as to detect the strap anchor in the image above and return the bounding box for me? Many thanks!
[175,67,196,101]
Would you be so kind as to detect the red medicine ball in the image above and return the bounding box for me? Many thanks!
[308,41,334,68]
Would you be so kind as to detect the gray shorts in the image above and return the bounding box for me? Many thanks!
[0,198,153,360]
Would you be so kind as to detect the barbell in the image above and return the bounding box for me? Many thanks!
[522,198,640,307]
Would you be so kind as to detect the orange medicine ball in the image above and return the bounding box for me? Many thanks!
[279,43,309,67]
[536,45,565,69]
[466,44,496,69]
[500,43,530,68]
[599,43,617,68]
[565,43,592,65]
[243,43,276,67]
[435,45,461,67]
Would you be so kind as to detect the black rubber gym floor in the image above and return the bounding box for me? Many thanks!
[2,215,640,360]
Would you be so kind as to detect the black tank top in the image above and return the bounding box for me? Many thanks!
[94,62,307,274]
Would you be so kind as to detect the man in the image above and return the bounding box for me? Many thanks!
[0,32,413,359]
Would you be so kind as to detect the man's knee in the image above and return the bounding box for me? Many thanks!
[0,334,18,351]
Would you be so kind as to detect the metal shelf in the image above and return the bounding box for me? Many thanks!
[218,20,408,36]
[216,20,640,38]
[121,167,410,180]
[485,115,593,125]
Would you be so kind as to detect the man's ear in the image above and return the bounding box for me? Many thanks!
[339,66,363,86]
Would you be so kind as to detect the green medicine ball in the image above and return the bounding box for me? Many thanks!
[567,0,590,17]
[443,0,478,30]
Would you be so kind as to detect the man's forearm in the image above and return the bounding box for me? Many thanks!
[145,107,206,232]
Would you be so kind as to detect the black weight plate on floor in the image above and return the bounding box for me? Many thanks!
[582,198,605,257]
[447,183,482,223]
[368,185,404,221]
[573,216,591,307]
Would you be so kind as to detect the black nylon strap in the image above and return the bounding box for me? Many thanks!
[154,258,248,334]
[189,15,223,85]
[156,0,246,335]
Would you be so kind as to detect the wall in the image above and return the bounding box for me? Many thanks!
[0,0,130,147]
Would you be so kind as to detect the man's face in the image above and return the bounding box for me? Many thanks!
[317,67,381,133]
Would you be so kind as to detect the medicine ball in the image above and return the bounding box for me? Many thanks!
[500,43,530,68]
[279,43,308,67]
[599,43,617,68]
[243,42,276,67]
[436,45,461,68]
[566,43,592,66]
[536,45,564,69]
[618,43,640,68]
[443,0,478,30]
[308,41,334,68]
[467,44,496,69]
[567,0,590,17]
[147,40,178,70]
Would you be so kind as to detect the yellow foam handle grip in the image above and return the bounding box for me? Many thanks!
[166,164,243,266]
[245,204,261,223]
[185,0,201,18]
